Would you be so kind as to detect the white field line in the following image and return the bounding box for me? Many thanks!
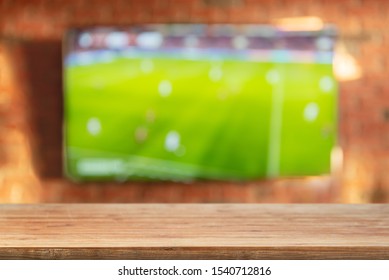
[267,67,284,177]
[67,146,243,178]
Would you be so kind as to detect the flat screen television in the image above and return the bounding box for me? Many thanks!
[63,24,337,181]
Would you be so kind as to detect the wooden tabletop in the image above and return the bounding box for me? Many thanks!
[1,204,389,259]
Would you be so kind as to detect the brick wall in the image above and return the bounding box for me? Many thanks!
[1,0,388,203]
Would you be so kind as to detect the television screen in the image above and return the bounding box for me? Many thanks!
[63,24,337,181]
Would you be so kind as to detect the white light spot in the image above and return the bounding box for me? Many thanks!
[165,131,180,152]
[79,33,93,48]
[232,35,249,50]
[140,59,154,73]
[184,35,199,48]
[304,102,319,122]
[319,76,334,92]
[105,32,129,49]
[266,69,280,84]
[87,118,101,135]
[158,80,172,97]
[316,37,333,51]
[209,66,223,82]
[136,32,163,49]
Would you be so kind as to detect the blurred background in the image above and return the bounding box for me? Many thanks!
[0,0,388,203]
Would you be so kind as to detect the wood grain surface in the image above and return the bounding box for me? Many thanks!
[1,204,389,259]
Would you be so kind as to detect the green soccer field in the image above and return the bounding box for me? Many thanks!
[64,54,337,181]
